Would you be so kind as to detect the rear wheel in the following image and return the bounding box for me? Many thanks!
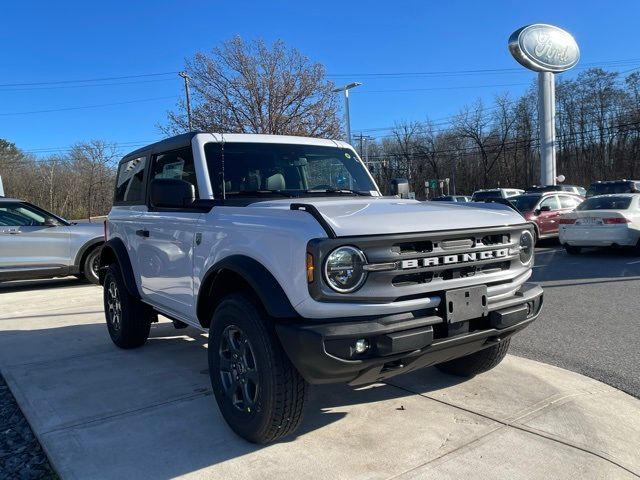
[83,247,101,284]
[564,245,582,255]
[435,339,511,377]
[103,264,152,349]
[208,293,308,443]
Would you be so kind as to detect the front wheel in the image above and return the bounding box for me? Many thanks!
[435,339,511,377]
[208,293,308,443]
[103,264,153,349]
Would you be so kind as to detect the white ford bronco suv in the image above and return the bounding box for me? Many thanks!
[99,132,543,443]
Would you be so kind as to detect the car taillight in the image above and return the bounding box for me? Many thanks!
[559,218,576,224]
[603,217,630,224]
[103,220,108,240]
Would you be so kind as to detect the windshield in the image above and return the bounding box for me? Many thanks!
[204,143,378,198]
[472,191,501,200]
[508,195,540,212]
[577,196,633,210]
[586,182,636,197]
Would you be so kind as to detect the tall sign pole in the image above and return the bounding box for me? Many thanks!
[538,71,556,185]
[509,24,580,186]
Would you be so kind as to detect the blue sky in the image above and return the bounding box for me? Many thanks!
[2,0,639,158]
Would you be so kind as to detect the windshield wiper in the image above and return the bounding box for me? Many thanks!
[304,188,370,196]
[228,190,297,198]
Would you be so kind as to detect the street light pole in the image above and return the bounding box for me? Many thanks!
[179,71,193,131]
[332,82,362,145]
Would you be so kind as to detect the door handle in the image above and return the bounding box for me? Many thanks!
[136,229,150,238]
[1,229,20,235]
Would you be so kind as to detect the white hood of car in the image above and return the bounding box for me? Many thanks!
[250,197,526,237]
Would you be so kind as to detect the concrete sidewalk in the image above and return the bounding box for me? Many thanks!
[1,278,639,480]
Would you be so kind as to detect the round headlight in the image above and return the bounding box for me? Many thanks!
[323,246,367,293]
[519,230,534,265]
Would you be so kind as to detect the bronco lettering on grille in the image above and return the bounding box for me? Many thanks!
[400,248,509,270]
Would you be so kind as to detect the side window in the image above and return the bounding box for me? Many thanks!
[559,196,580,209]
[115,156,147,204]
[539,196,560,210]
[0,203,48,226]
[149,147,199,197]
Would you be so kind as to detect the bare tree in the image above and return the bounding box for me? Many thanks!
[453,98,516,188]
[165,37,341,138]
[68,141,118,219]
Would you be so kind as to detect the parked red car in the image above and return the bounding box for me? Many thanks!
[509,191,584,242]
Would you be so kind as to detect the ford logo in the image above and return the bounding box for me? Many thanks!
[509,24,580,73]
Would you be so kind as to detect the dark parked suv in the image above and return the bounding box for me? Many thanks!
[586,180,640,198]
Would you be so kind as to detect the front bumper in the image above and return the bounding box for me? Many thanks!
[275,283,543,385]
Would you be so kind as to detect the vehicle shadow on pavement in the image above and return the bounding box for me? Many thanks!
[0,320,471,476]
[0,276,90,293]
[533,246,640,285]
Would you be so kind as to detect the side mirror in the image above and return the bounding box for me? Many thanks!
[539,205,551,213]
[44,217,58,227]
[150,178,195,209]
[389,178,410,198]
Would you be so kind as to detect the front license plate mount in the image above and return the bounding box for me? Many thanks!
[444,286,488,323]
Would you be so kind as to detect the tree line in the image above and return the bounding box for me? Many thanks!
[2,38,640,217]
[368,68,640,198]
[0,140,117,219]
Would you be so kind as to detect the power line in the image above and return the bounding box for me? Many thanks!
[0,78,176,92]
[21,140,160,155]
[0,95,178,116]
[0,71,179,88]
[326,58,640,79]
[359,82,530,94]
[363,120,640,160]
[355,97,640,140]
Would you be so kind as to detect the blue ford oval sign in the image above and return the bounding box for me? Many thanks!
[509,24,580,73]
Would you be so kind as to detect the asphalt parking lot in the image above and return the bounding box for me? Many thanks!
[512,242,640,398]
[1,245,640,479]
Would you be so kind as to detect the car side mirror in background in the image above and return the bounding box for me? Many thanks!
[538,206,551,213]
[43,217,58,227]
[149,178,196,209]
[389,178,410,198]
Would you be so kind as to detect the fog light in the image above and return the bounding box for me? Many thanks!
[354,338,369,354]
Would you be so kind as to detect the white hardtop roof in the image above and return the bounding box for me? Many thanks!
[199,133,352,149]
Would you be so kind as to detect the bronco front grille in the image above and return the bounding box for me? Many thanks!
[307,224,532,303]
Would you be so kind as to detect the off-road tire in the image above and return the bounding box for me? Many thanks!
[564,245,582,255]
[435,339,511,377]
[103,264,152,349]
[83,246,101,285]
[208,293,308,443]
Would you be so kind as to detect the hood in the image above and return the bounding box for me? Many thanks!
[250,197,527,237]
[69,221,104,235]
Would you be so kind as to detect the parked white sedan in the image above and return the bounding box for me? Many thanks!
[559,194,640,254]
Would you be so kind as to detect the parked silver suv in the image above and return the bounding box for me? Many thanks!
[0,198,104,284]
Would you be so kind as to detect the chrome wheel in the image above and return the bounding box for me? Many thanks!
[219,325,259,413]
[106,281,122,332]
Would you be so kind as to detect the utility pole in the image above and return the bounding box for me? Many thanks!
[353,133,365,157]
[332,82,362,145]
[179,71,193,131]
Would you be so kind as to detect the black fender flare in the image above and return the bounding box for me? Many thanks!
[197,255,298,325]
[98,237,140,299]
[73,237,104,271]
